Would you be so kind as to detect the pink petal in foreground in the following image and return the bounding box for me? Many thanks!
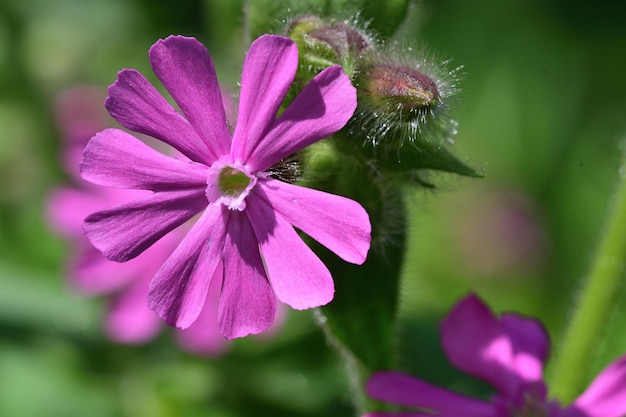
[573,355,626,417]
[84,189,206,262]
[105,69,214,163]
[219,211,276,339]
[246,193,334,309]
[81,128,207,191]
[231,35,298,163]
[149,205,228,329]
[248,65,357,172]
[441,294,517,396]
[149,36,231,161]
[366,371,493,416]
[255,179,370,264]
[176,267,229,356]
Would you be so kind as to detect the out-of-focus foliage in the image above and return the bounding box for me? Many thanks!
[1,0,625,415]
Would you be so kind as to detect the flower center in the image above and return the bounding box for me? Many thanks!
[218,167,252,196]
[512,400,549,417]
[509,391,555,417]
[206,161,257,211]
[495,388,557,417]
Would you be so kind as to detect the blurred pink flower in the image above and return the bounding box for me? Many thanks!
[48,86,233,355]
[451,188,550,278]
[364,294,626,417]
[80,35,370,339]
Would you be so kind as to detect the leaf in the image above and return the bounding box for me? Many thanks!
[376,139,481,177]
[303,157,404,373]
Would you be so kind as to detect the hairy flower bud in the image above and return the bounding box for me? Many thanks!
[308,21,372,58]
[363,63,440,112]
[288,15,373,78]
[349,46,462,149]
[332,46,477,179]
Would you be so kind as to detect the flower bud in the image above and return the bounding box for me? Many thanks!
[349,47,462,148]
[287,15,373,78]
[363,63,440,112]
[334,47,477,179]
[307,21,372,59]
[287,15,325,41]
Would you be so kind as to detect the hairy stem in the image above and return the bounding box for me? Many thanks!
[549,156,626,400]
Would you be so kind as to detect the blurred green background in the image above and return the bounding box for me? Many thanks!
[1,0,626,415]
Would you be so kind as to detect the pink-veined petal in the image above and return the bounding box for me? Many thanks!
[84,189,206,262]
[441,294,518,397]
[573,355,626,417]
[80,128,208,191]
[255,179,370,264]
[246,193,334,309]
[501,313,549,383]
[47,185,150,236]
[231,35,298,163]
[248,65,357,172]
[175,267,230,356]
[366,371,494,416]
[149,36,231,159]
[105,68,215,164]
[148,205,228,329]
[72,224,183,295]
[105,273,161,344]
[219,211,276,339]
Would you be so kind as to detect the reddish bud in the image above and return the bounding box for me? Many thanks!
[307,21,372,58]
[364,63,440,111]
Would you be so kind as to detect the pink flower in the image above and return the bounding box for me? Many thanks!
[80,35,371,339]
[48,86,230,355]
[364,294,626,417]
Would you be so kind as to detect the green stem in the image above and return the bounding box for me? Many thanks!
[549,159,626,401]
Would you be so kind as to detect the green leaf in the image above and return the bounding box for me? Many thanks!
[301,154,404,412]
[375,139,481,177]
[333,132,481,179]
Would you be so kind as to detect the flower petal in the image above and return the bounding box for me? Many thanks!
[363,414,437,417]
[80,128,208,191]
[501,313,549,382]
[219,211,276,339]
[255,179,370,264]
[105,68,215,164]
[175,267,230,356]
[73,224,183,296]
[47,187,105,235]
[70,245,138,295]
[148,204,227,329]
[84,189,206,262]
[248,65,357,172]
[231,35,298,163]
[149,36,231,158]
[246,193,334,309]
[366,371,494,416]
[105,274,161,344]
[441,294,518,396]
[573,355,626,417]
